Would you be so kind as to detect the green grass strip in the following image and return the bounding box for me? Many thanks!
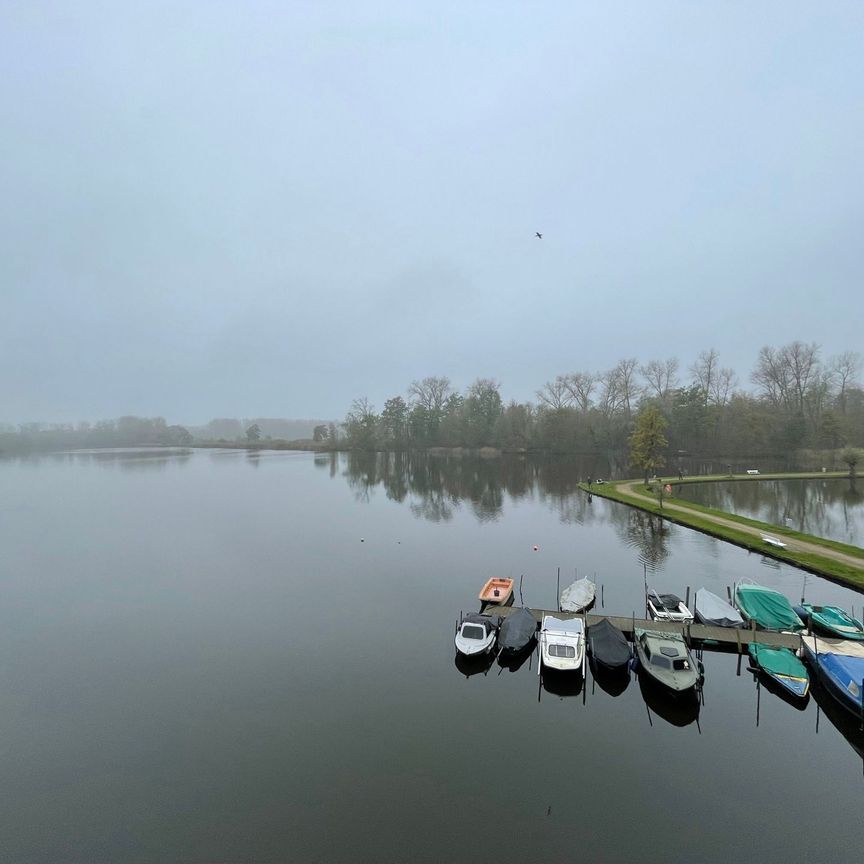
[582,479,864,591]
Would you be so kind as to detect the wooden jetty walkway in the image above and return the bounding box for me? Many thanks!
[490,605,801,652]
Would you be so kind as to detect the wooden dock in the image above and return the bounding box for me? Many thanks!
[487,605,801,652]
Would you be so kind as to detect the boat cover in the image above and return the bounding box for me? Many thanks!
[462,613,498,636]
[542,615,585,635]
[816,653,864,709]
[748,644,808,680]
[587,618,631,668]
[695,589,744,628]
[650,592,682,613]
[736,585,803,631]
[798,604,864,640]
[560,578,596,612]
[498,607,537,652]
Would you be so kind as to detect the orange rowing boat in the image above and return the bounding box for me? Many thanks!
[478,577,514,605]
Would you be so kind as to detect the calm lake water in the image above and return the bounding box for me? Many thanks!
[675,477,864,546]
[1,449,862,864]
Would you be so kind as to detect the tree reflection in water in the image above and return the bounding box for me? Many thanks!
[339,452,611,524]
[677,477,864,545]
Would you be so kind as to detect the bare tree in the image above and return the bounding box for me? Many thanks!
[640,357,679,400]
[709,367,737,407]
[751,341,821,412]
[536,376,573,410]
[752,345,791,407]
[407,376,452,412]
[598,362,639,418]
[690,349,719,406]
[784,341,821,412]
[561,371,596,412]
[830,351,861,415]
[597,368,623,418]
[613,358,639,416]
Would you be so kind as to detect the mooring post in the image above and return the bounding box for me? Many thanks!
[556,567,560,611]
[643,563,648,616]
[685,586,691,611]
[601,583,605,609]
[726,585,732,603]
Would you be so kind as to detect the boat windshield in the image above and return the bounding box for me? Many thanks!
[462,624,486,640]
[651,656,672,669]
[672,658,691,671]
[548,644,576,659]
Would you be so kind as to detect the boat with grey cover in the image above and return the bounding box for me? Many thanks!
[498,607,538,654]
[694,588,744,628]
[560,577,596,613]
[587,618,631,671]
[634,628,701,693]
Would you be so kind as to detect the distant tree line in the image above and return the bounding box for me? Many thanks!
[0,416,193,453]
[339,343,864,460]
[0,415,341,454]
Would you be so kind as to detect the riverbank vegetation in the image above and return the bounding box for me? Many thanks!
[339,343,863,467]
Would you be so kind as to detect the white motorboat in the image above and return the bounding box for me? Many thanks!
[539,615,585,673]
[647,590,694,624]
[454,613,498,656]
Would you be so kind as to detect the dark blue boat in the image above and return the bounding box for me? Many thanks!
[801,636,864,719]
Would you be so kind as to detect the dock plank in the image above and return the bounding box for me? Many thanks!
[484,606,801,651]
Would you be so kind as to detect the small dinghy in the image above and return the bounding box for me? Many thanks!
[633,628,700,694]
[498,607,538,654]
[478,577,514,607]
[587,618,631,671]
[800,635,864,718]
[748,644,809,699]
[795,604,864,641]
[454,613,498,656]
[560,577,596,612]
[539,615,585,673]
[647,590,694,623]
[734,583,803,632]
[694,588,744,628]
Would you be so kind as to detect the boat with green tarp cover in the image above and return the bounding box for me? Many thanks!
[748,643,810,699]
[795,604,864,641]
[734,583,804,632]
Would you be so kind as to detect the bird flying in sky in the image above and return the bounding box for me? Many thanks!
[535,232,542,239]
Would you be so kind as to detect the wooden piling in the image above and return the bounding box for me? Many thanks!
[556,567,560,611]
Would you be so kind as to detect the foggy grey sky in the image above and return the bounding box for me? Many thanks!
[2,2,862,425]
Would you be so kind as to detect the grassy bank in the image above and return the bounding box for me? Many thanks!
[582,477,864,591]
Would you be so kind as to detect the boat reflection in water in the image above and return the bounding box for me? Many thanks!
[454,650,495,679]
[812,679,864,769]
[638,671,701,728]
[590,658,630,697]
[540,667,584,700]
[497,643,535,674]
[749,665,811,712]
